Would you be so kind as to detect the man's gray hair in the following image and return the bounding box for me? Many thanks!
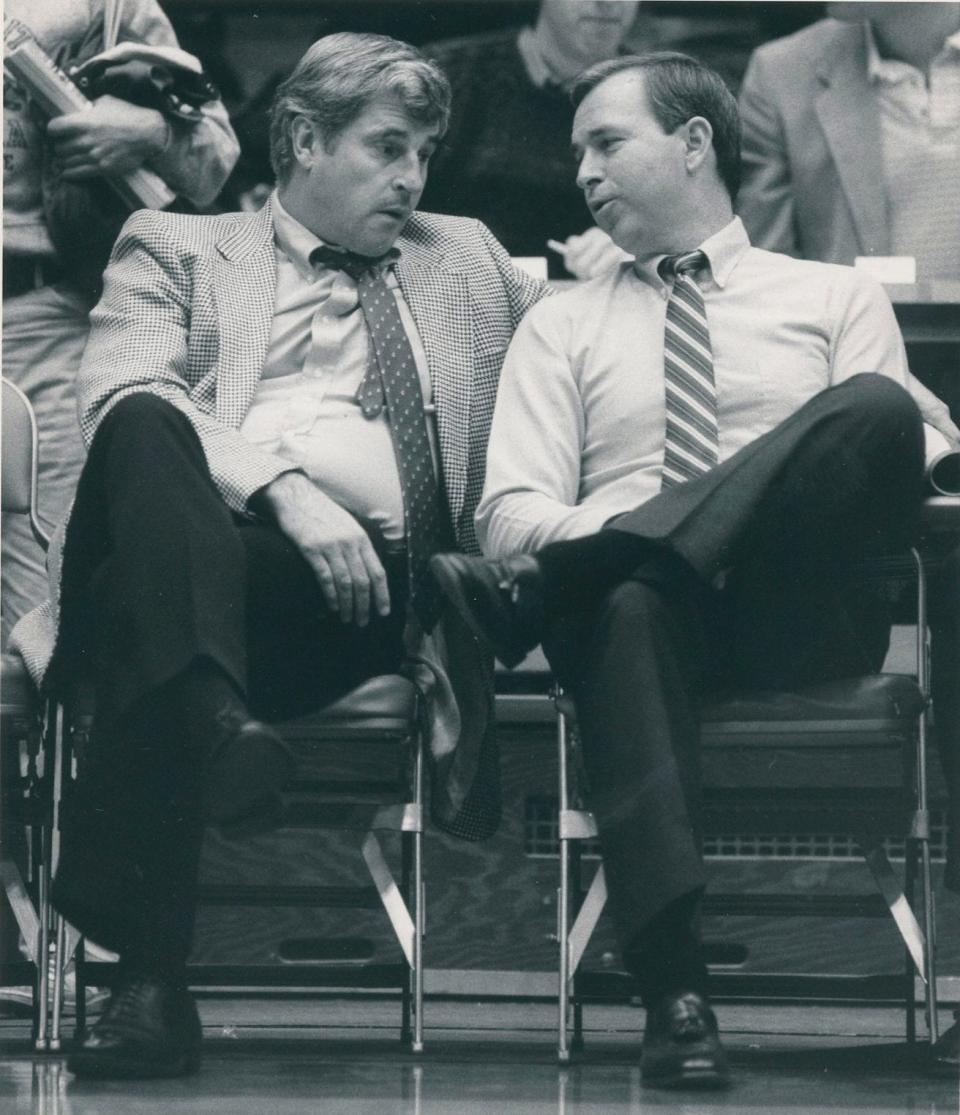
[269,32,452,182]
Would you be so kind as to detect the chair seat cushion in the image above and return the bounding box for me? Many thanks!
[277,675,420,741]
[701,674,924,727]
[557,674,924,731]
[316,675,418,720]
[1,652,38,717]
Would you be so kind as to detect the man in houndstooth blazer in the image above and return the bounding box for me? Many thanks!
[32,33,544,1078]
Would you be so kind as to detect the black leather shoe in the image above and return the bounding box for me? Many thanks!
[67,976,201,1079]
[928,1015,960,1077]
[641,990,730,1090]
[204,705,295,833]
[428,552,544,668]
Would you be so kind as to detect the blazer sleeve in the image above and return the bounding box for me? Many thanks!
[78,212,295,513]
[736,49,800,257]
[476,218,550,326]
[111,0,240,207]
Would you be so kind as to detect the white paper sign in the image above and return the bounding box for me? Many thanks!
[854,256,917,284]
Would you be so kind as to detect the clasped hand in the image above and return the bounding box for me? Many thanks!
[47,94,169,180]
[261,473,391,627]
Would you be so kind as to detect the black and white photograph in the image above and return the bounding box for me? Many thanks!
[1,1,959,1111]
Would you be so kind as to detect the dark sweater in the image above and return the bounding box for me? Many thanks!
[422,29,592,277]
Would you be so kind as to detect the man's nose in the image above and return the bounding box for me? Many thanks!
[394,154,425,195]
[576,151,602,192]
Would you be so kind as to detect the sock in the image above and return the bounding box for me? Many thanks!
[623,889,709,1009]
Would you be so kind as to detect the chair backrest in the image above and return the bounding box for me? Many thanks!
[2,378,49,551]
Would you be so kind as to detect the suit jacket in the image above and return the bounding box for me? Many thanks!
[20,200,546,839]
[737,19,890,264]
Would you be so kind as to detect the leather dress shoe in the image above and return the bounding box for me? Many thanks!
[928,1014,960,1076]
[641,989,730,1089]
[204,703,295,834]
[67,976,201,1079]
[428,552,544,668]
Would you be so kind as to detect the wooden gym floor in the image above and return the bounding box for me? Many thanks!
[2,996,958,1114]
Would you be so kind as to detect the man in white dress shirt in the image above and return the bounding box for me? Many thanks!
[430,52,960,1089]
[21,32,542,1079]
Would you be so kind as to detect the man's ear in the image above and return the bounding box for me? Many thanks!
[290,115,320,170]
[683,116,713,174]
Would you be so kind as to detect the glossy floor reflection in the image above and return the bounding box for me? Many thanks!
[2,1000,958,1114]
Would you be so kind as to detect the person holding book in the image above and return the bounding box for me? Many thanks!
[1,0,239,646]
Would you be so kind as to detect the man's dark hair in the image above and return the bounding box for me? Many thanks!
[572,52,741,201]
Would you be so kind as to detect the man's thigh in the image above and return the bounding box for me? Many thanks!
[238,519,409,722]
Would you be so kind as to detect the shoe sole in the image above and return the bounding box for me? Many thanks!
[429,555,527,668]
[205,722,295,828]
[67,1048,201,1079]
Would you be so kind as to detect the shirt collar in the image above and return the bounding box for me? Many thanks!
[865,22,960,84]
[271,190,402,280]
[633,216,750,292]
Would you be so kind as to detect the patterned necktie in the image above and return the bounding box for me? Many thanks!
[658,250,719,489]
[310,245,447,623]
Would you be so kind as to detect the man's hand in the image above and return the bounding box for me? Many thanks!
[258,472,391,626]
[46,95,170,181]
[552,227,631,279]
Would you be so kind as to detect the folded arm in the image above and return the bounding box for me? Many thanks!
[46,0,238,206]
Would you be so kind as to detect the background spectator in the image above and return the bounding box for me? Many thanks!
[1,0,239,645]
[420,0,640,276]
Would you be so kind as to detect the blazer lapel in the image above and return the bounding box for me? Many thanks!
[395,232,474,530]
[212,201,277,422]
[814,29,890,256]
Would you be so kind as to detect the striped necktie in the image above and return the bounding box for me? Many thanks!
[658,250,719,489]
[310,245,448,623]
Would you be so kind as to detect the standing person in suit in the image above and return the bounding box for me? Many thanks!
[738,6,960,1073]
[1,0,239,645]
[429,52,960,1089]
[737,2,960,277]
[10,32,543,1079]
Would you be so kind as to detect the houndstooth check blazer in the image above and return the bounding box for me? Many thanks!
[77,198,545,556]
[14,199,547,839]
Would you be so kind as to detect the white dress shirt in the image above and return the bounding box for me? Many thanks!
[476,217,959,558]
[240,193,436,542]
[865,24,960,278]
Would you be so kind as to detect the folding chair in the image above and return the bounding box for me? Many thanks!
[67,675,428,1051]
[3,378,427,1051]
[555,500,959,1062]
[0,377,65,1050]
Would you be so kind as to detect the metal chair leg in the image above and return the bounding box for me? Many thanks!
[557,705,572,1063]
[34,827,51,1052]
[919,836,939,1043]
[400,829,412,1047]
[50,915,66,1051]
[411,735,425,1052]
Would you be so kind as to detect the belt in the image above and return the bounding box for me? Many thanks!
[3,254,65,299]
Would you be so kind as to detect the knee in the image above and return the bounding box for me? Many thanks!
[594,579,670,641]
[99,392,179,432]
[94,392,195,454]
[840,374,922,443]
